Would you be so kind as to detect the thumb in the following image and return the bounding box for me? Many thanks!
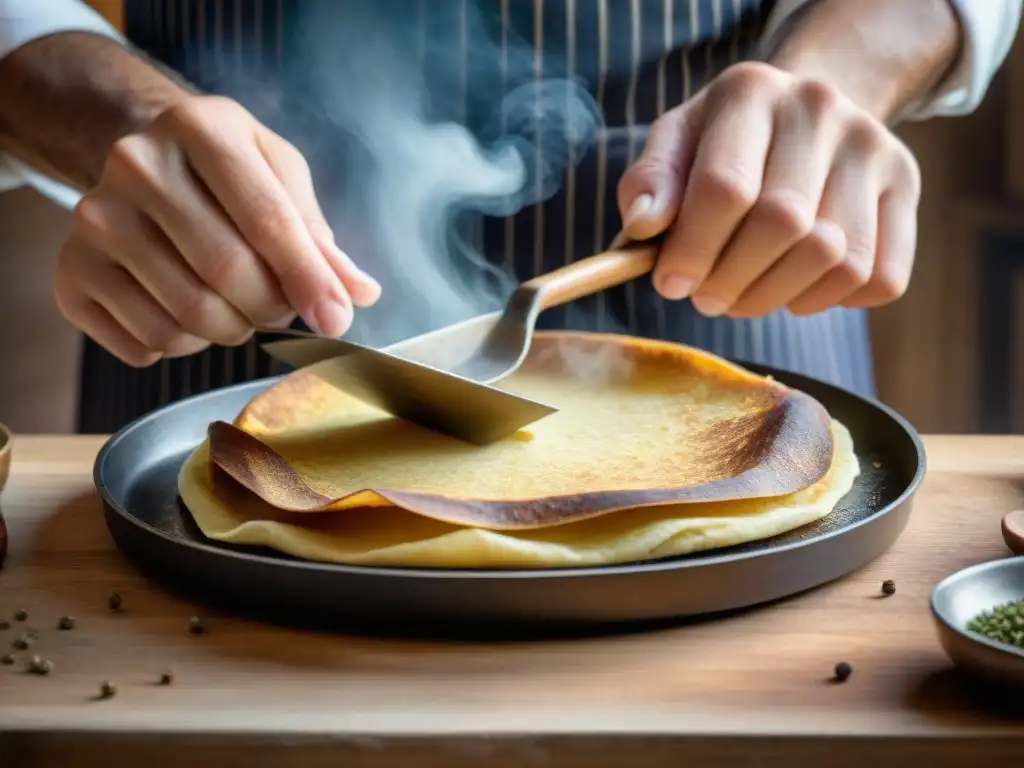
[616,99,704,241]
[259,132,381,309]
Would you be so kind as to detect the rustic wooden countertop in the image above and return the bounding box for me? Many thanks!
[2,435,1024,767]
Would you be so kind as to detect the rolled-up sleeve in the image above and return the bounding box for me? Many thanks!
[0,0,123,204]
[761,0,1023,120]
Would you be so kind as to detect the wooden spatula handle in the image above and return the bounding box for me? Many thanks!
[524,237,661,311]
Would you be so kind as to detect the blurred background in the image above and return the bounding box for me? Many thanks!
[2,0,1022,435]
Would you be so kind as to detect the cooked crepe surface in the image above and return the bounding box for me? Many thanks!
[178,332,859,568]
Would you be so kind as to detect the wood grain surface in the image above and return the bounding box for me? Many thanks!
[2,435,1024,767]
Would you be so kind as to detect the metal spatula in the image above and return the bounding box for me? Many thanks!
[386,233,658,383]
[259,236,659,444]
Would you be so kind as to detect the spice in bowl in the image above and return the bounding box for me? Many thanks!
[966,599,1024,649]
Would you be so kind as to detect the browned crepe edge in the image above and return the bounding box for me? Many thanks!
[206,333,835,531]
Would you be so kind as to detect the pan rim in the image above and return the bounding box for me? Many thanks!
[93,362,926,581]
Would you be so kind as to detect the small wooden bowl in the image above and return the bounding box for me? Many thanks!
[0,421,10,568]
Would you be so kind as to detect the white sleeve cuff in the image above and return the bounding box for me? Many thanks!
[760,0,1023,121]
[0,0,124,207]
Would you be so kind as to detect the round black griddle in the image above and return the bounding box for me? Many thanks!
[94,364,925,636]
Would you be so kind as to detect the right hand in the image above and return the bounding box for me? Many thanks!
[54,95,381,367]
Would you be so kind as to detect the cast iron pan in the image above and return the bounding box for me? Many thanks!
[94,364,925,637]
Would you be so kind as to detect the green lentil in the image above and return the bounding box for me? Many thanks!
[966,599,1024,649]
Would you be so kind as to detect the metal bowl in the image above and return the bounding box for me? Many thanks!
[0,420,10,568]
[931,557,1024,687]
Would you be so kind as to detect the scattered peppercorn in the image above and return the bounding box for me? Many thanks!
[27,656,52,676]
[967,599,1024,648]
[158,671,174,686]
[0,620,10,631]
[99,680,117,699]
[107,592,123,612]
[833,662,852,683]
[1,653,13,665]
[57,615,76,631]
[12,635,30,651]
[187,616,205,635]
[13,609,27,622]
[881,580,896,596]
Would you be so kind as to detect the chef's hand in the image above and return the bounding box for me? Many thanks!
[54,95,381,367]
[617,62,921,318]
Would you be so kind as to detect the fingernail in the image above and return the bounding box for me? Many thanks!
[313,299,352,338]
[659,275,694,301]
[327,240,381,289]
[693,296,729,318]
[624,193,655,228]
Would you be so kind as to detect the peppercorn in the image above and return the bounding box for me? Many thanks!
[107,592,123,612]
[0,620,10,631]
[99,680,117,699]
[158,671,174,686]
[833,662,852,683]
[881,580,896,596]
[187,616,205,635]
[57,616,75,631]
[1,653,13,665]
[13,609,27,622]
[12,635,30,651]
[28,656,52,676]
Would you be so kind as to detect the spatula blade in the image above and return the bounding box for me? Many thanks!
[258,332,557,445]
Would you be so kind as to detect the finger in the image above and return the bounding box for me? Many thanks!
[692,86,839,316]
[616,103,700,241]
[104,135,293,329]
[841,187,917,309]
[259,134,382,308]
[655,87,773,302]
[96,200,256,346]
[79,256,207,357]
[62,296,163,368]
[727,219,847,318]
[787,149,882,316]
[175,126,353,337]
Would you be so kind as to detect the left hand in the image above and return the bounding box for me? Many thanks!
[617,62,921,318]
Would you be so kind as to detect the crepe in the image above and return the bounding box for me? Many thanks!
[177,332,860,568]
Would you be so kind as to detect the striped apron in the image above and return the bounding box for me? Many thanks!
[77,0,876,433]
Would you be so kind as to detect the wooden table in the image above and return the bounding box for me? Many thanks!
[2,435,1024,767]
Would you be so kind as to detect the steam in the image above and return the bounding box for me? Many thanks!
[291,0,602,347]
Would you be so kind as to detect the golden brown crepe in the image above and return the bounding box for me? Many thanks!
[176,332,859,568]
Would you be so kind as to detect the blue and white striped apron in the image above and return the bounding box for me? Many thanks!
[77,0,876,433]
